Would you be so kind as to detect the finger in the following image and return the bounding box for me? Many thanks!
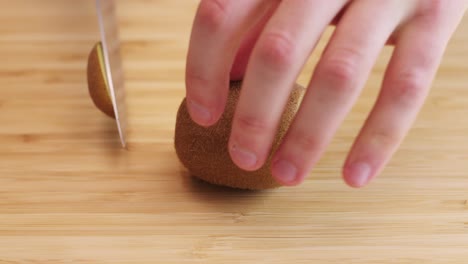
[270,0,412,185]
[228,0,347,171]
[343,3,466,188]
[230,0,351,80]
[230,4,278,80]
[185,0,271,126]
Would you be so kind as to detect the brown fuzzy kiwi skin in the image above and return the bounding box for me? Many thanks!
[87,42,115,119]
[174,81,305,190]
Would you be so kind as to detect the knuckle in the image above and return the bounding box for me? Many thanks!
[319,47,362,90]
[290,130,320,153]
[419,0,445,20]
[186,70,210,87]
[370,129,400,150]
[235,114,273,134]
[185,71,225,108]
[185,72,212,99]
[197,0,228,32]
[391,70,427,106]
[256,32,295,70]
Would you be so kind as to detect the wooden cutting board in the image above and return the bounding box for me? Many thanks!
[0,1,467,263]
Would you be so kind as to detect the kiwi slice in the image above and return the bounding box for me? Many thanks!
[87,42,115,118]
[174,81,305,190]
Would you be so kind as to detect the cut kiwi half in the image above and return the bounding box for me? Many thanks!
[174,81,305,190]
[87,42,115,119]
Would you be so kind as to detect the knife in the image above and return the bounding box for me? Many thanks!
[93,0,127,148]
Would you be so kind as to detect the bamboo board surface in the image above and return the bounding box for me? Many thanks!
[0,1,467,263]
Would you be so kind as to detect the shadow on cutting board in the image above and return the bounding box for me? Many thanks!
[179,170,279,211]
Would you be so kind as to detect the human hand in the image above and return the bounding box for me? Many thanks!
[184,0,468,188]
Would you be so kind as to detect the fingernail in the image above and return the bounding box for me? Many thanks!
[346,162,372,187]
[187,99,212,124]
[272,159,298,185]
[230,143,258,169]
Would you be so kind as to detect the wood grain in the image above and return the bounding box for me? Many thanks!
[0,1,467,263]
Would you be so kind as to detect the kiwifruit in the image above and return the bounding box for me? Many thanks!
[174,81,305,190]
[87,42,115,118]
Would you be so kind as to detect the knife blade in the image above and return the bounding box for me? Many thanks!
[95,0,127,148]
